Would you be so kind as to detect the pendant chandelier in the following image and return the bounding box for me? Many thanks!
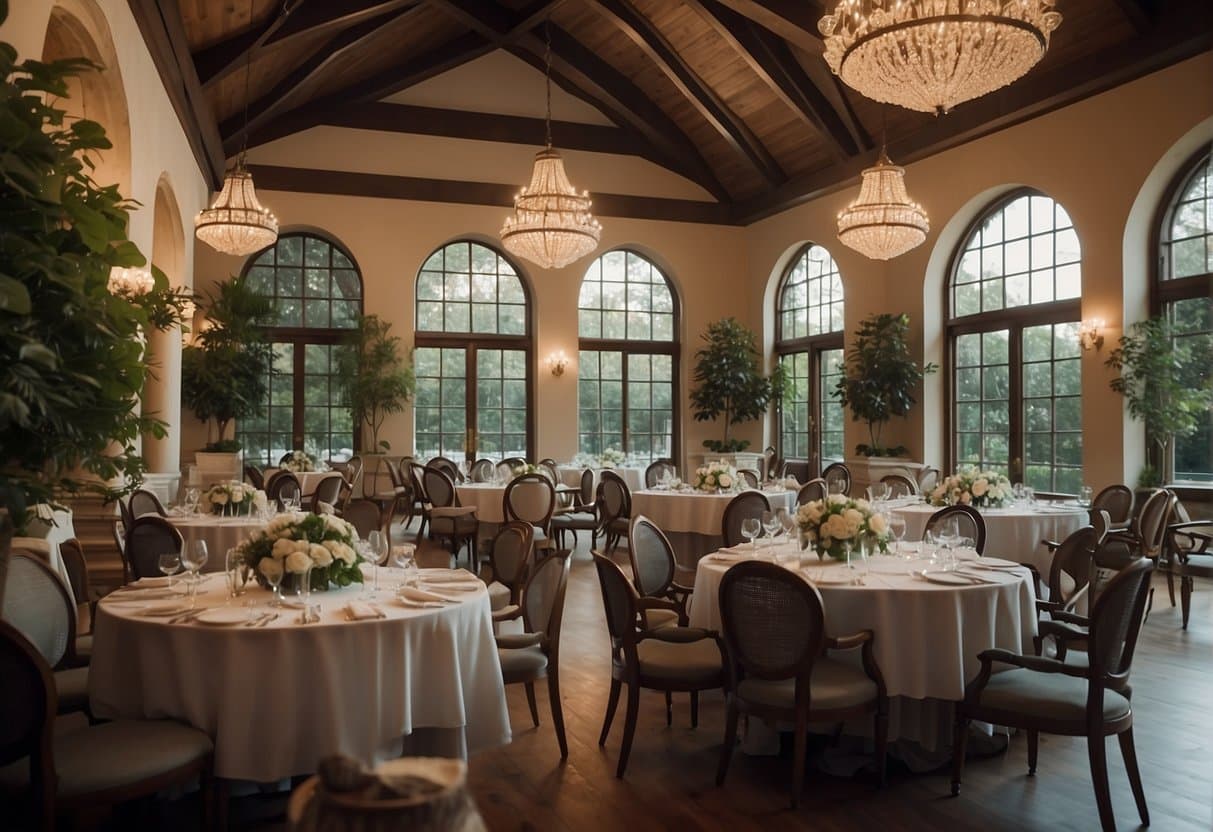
[500,24,601,270]
[818,0,1063,114]
[195,0,278,256]
[836,149,929,260]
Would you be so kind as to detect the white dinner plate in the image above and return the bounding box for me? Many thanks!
[193,608,248,626]
[421,582,481,593]
[395,598,446,609]
[914,570,981,586]
[965,556,1022,569]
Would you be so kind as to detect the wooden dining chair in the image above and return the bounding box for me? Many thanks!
[242,465,265,489]
[406,461,431,539]
[879,473,917,497]
[596,471,632,554]
[592,553,726,779]
[339,499,383,541]
[1163,498,1213,630]
[469,458,495,483]
[309,473,346,514]
[1033,521,1104,657]
[821,462,851,496]
[483,522,535,621]
[1102,488,1174,614]
[551,468,598,549]
[497,457,526,480]
[428,455,462,484]
[57,538,94,660]
[951,560,1154,832]
[495,551,572,758]
[1091,484,1134,532]
[721,491,771,548]
[124,516,185,581]
[627,515,694,630]
[796,478,827,506]
[503,473,557,552]
[923,504,986,554]
[916,466,941,494]
[422,467,478,569]
[736,469,760,489]
[644,458,677,488]
[717,561,888,806]
[128,488,167,519]
[265,471,302,509]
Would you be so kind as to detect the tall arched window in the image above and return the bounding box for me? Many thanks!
[578,249,678,462]
[414,240,533,461]
[948,191,1082,493]
[1156,150,1213,482]
[774,244,845,474]
[238,232,363,466]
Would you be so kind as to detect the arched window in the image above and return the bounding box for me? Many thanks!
[1156,151,1213,482]
[238,232,363,466]
[947,191,1082,493]
[774,244,845,474]
[578,249,678,462]
[414,240,532,461]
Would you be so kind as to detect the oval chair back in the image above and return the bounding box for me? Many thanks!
[579,468,595,506]
[924,504,986,554]
[1135,489,1176,560]
[340,499,383,540]
[737,469,760,489]
[1092,484,1134,530]
[0,618,55,778]
[408,462,429,504]
[537,459,560,484]
[1088,559,1154,685]
[592,553,643,651]
[1048,523,1103,611]
[310,473,345,513]
[129,488,166,518]
[487,522,534,605]
[503,473,556,540]
[243,465,265,489]
[469,458,495,482]
[644,459,677,488]
[497,458,526,481]
[628,515,677,598]
[821,462,851,496]
[879,474,917,498]
[522,551,571,647]
[125,515,185,580]
[1,552,74,669]
[917,467,941,493]
[721,491,772,548]
[600,470,632,523]
[266,471,302,508]
[429,456,462,484]
[718,560,825,683]
[423,466,459,509]
[796,478,827,506]
[343,456,363,487]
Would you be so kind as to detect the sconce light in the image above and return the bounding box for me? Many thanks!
[547,350,570,377]
[1079,318,1105,352]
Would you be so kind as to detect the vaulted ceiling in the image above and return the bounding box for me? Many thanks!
[130,0,1213,224]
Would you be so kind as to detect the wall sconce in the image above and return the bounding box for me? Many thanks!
[1079,318,1105,352]
[547,350,570,377]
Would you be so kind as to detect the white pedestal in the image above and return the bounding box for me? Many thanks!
[193,451,242,489]
[141,472,182,506]
[846,457,928,496]
[687,452,763,474]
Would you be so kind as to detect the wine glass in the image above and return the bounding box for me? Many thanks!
[182,540,208,577]
[185,487,201,515]
[740,518,761,551]
[393,543,419,588]
[225,547,246,599]
[776,507,794,544]
[265,564,284,607]
[366,530,387,594]
[1078,485,1093,507]
[869,482,889,503]
[761,511,780,546]
[158,552,181,588]
[888,513,907,558]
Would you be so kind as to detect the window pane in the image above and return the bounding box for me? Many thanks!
[951,328,1011,479]
[1021,323,1083,492]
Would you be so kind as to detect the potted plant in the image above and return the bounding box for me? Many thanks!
[335,314,415,454]
[1107,316,1213,485]
[181,274,274,474]
[690,317,786,466]
[834,312,937,458]
[0,24,185,537]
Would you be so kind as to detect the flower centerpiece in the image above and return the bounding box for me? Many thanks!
[693,460,738,493]
[596,447,627,468]
[204,481,266,516]
[796,495,890,559]
[238,512,363,592]
[511,462,542,477]
[929,468,1012,509]
[282,450,320,472]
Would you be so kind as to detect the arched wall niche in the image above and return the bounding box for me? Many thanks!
[143,173,186,473]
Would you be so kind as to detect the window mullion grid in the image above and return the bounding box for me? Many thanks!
[1009,324,1024,484]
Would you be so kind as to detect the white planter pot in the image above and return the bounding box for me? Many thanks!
[846,457,928,496]
[194,451,242,488]
[688,452,764,473]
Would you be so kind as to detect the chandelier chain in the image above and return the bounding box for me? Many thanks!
[544,19,553,149]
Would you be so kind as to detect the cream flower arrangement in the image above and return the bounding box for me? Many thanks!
[282,449,321,473]
[204,481,265,516]
[796,494,890,560]
[597,447,627,468]
[238,511,362,591]
[929,468,1012,509]
[692,460,739,493]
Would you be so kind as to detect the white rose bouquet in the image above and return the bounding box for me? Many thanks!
[929,467,1012,509]
[238,511,362,592]
[693,460,739,493]
[597,448,627,468]
[282,450,320,473]
[204,481,264,516]
[796,495,890,560]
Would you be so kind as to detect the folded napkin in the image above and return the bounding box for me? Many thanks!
[399,586,455,604]
[717,544,765,555]
[419,569,477,583]
[705,551,754,564]
[345,601,383,621]
[134,577,173,588]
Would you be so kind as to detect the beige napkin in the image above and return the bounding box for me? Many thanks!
[345,601,383,620]
[134,577,173,588]
[399,586,455,604]
[420,569,477,584]
[705,550,754,563]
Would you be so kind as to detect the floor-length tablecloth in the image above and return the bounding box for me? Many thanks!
[169,515,266,573]
[631,488,798,568]
[892,502,1087,573]
[556,466,644,493]
[262,469,333,496]
[454,483,507,524]
[690,547,1036,750]
[88,571,510,782]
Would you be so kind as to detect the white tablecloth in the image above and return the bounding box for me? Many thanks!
[455,483,507,524]
[169,515,266,572]
[690,547,1036,749]
[631,488,797,567]
[892,502,1087,573]
[88,570,510,781]
[556,465,644,493]
[262,469,333,496]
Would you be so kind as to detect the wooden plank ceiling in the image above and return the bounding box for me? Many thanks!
[130,0,1213,224]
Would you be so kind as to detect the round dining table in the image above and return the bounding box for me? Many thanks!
[88,568,510,782]
[689,543,1037,754]
[262,469,334,496]
[168,513,267,573]
[556,465,644,493]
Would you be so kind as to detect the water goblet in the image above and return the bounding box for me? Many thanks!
[761,511,780,546]
[923,530,938,566]
[366,530,388,594]
[393,543,420,588]
[182,540,208,578]
[868,482,889,503]
[888,513,907,559]
[1078,485,1093,507]
[266,565,284,607]
[776,507,794,544]
[740,518,761,551]
[185,487,201,515]
[1012,482,1025,506]
[1023,486,1036,507]
[225,547,247,599]
[158,552,182,588]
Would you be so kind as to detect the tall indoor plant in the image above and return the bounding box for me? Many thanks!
[335,314,415,452]
[690,317,786,453]
[0,20,184,533]
[181,275,274,452]
[1106,316,1213,485]
[834,313,937,457]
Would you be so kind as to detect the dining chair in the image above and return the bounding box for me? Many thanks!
[721,491,771,548]
[537,458,560,483]
[821,462,851,496]
[495,551,572,758]
[1162,498,1213,630]
[309,473,346,514]
[124,515,185,581]
[916,466,941,493]
[597,471,632,554]
[110,519,130,583]
[422,467,478,569]
[627,515,694,630]
[497,457,526,480]
[483,522,534,622]
[923,504,986,554]
[796,478,827,506]
[879,473,917,497]
[1033,521,1105,657]
[407,461,432,539]
[57,538,94,660]
[1,552,91,716]
[1102,488,1174,614]
[592,553,726,779]
[951,559,1154,832]
[469,458,495,482]
[116,495,134,536]
[762,445,776,480]
[339,499,383,541]
[343,455,363,489]
[736,469,760,489]
[644,458,677,488]
[242,465,265,490]
[428,455,462,484]
[0,618,217,831]
[503,473,557,553]
[378,459,415,541]
[1091,484,1134,532]
[716,561,888,806]
[551,468,597,549]
[266,471,302,510]
[128,488,167,519]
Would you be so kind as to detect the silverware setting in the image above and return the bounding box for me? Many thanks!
[168,608,207,624]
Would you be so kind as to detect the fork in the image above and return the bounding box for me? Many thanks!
[255,613,280,627]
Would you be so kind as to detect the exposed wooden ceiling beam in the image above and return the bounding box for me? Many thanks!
[710,0,826,55]
[321,102,652,157]
[584,0,785,187]
[127,0,225,188]
[241,31,496,151]
[689,0,859,159]
[221,6,425,153]
[246,164,737,225]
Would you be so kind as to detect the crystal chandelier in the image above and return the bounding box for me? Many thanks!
[107,266,154,296]
[500,24,601,270]
[819,0,1063,114]
[195,0,278,256]
[836,150,929,260]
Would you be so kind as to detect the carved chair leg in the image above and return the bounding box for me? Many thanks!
[1181,575,1193,630]
[548,671,568,759]
[600,677,622,746]
[1118,727,1149,827]
[524,682,540,727]
[616,683,641,779]
[1166,568,1176,606]
[1088,734,1116,832]
[1027,730,1039,775]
